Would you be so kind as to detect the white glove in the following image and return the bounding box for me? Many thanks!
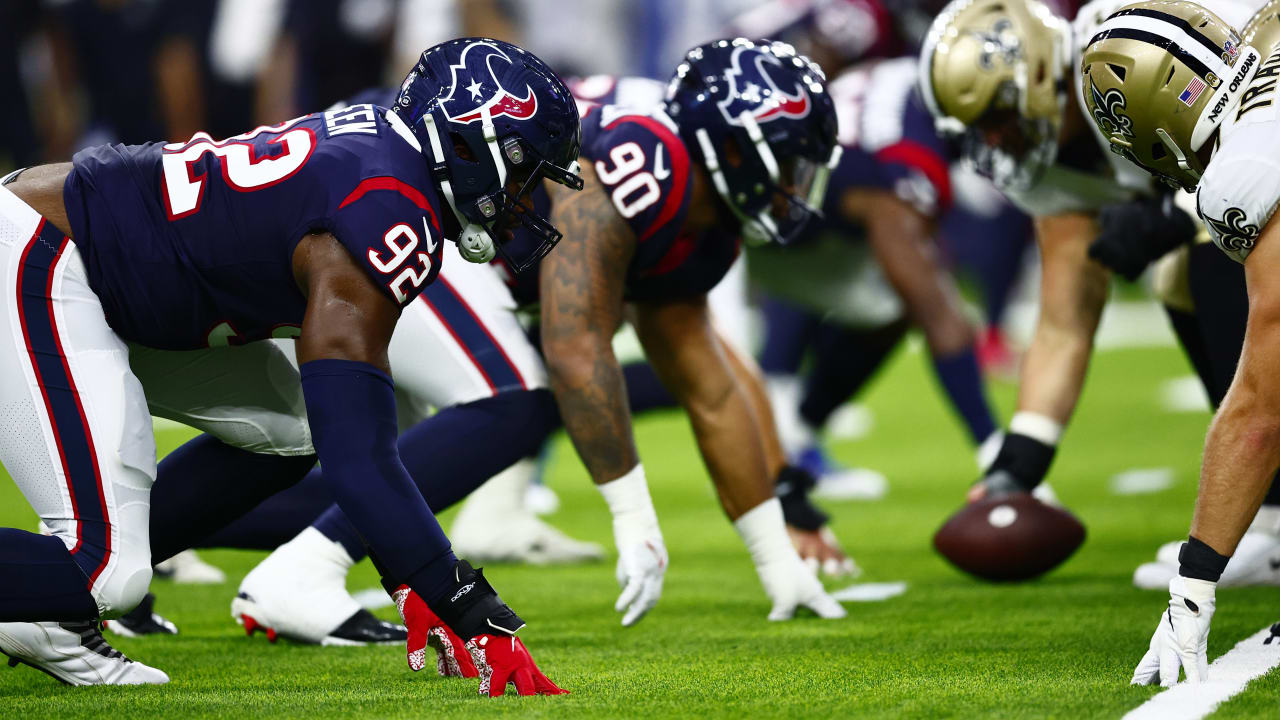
[736,499,846,621]
[597,465,668,627]
[1132,576,1216,687]
[613,537,668,626]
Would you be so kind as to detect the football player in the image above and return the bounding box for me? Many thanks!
[1079,0,1280,686]
[531,37,845,624]
[0,38,581,696]
[918,0,1279,567]
[748,53,1004,485]
[200,40,848,652]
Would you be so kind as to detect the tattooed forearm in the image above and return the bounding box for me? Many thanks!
[540,165,641,484]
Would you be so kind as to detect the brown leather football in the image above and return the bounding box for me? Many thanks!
[933,493,1086,581]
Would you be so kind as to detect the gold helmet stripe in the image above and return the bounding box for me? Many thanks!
[1092,15,1233,80]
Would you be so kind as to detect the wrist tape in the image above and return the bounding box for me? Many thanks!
[1178,536,1230,583]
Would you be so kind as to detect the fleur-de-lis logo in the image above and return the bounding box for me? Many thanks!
[1203,206,1260,253]
[1089,77,1134,139]
[969,19,1022,70]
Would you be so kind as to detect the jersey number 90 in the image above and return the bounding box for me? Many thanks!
[595,141,662,219]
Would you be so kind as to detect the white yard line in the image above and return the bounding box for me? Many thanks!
[829,582,907,603]
[1123,624,1280,720]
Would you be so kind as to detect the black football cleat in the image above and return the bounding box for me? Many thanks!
[102,593,178,638]
[327,609,408,646]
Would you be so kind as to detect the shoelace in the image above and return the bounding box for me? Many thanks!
[61,622,132,663]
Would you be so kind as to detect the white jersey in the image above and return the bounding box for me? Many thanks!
[1197,9,1280,263]
[1004,0,1261,216]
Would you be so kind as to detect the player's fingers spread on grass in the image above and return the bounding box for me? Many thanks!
[392,585,429,672]
[1131,647,1161,685]
[511,667,536,695]
[806,591,847,619]
[620,579,661,627]
[532,666,569,695]
[1158,620,1182,687]
[1196,640,1210,683]
[615,576,644,614]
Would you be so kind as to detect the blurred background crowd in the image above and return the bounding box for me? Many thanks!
[0,0,1088,169]
[0,0,1094,380]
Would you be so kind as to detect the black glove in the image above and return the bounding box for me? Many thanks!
[980,432,1056,496]
[1089,192,1197,281]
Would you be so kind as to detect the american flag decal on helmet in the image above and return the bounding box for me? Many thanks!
[1179,77,1206,106]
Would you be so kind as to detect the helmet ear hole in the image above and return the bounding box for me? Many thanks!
[450,132,478,163]
[1151,143,1167,161]
[723,135,744,169]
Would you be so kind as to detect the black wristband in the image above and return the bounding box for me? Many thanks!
[426,560,525,639]
[987,432,1056,491]
[775,464,828,532]
[1178,536,1230,583]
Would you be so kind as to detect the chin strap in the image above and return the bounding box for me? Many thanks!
[422,113,497,264]
[695,125,779,245]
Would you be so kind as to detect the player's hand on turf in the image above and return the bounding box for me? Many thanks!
[787,525,859,578]
[1131,576,1216,687]
[758,552,847,621]
[465,634,568,697]
[966,469,1025,503]
[392,585,477,678]
[614,536,668,626]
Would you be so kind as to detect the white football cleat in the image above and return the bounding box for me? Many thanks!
[450,462,604,565]
[812,467,889,502]
[231,528,406,646]
[0,621,169,686]
[524,482,560,516]
[1031,482,1061,507]
[154,549,226,585]
[451,509,605,565]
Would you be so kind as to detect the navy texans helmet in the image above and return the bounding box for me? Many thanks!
[665,38,839,245]
[394,38,583,272]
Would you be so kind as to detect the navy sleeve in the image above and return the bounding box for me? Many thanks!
[299,359,458,601]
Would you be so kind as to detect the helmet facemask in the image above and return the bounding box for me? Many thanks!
[420,105,582,271]
[694,110,842,246]
[395,39,584,273]
[919,0,1072,191]
[666,38,840,246]
[955,81,1061,190]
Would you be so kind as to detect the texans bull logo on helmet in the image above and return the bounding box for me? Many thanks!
[716,45,812,126]
[440,40,538,125]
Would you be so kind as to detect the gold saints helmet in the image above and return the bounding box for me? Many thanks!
[918,0,1073,189]
[1081,1,1261,191]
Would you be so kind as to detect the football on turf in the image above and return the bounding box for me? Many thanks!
[933,493,1085,582]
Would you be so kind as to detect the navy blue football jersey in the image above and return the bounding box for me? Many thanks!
[63,104,444,350]
[500,101,737,305]
[822,58,953,236]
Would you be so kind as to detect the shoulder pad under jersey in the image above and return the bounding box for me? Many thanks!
[581,104,694,252]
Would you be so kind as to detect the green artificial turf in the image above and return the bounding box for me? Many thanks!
[1,341,1276,718]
